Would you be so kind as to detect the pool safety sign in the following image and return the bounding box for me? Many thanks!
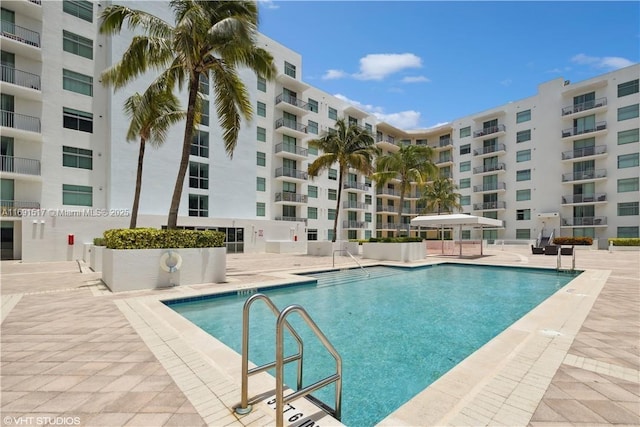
[264,395,327,427]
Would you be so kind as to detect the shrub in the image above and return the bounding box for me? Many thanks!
[103,228,225,249]
[93,237,106,246]
[368,237,423,243]
[607,238,640,247]
[552,236,593,246]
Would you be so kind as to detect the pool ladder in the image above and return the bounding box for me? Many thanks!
[235,293,343,427]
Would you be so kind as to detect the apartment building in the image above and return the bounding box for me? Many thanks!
[1,0,638,260]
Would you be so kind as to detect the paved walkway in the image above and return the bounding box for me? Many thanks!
[1,246,638,426]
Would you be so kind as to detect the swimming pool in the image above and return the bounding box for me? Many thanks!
[168,264,579,426]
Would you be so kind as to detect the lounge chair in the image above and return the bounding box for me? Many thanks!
[531,245,544,255]
[544,245,558,255]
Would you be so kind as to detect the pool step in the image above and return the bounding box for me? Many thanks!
[312,267,399,288]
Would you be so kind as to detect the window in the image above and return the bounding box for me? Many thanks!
[461,230,471,240]
[257,126,266,142]
[618,79,639,97]
[198,73,209,94]
[62,184,92,206]
[256,202,265,217]
[365,194,372,204]
[256,151,266,166]
[189,162,208,189]
[307,207,318,219]
[328,107,337,120]
[63,107,92,133]
[190,130,209,157]
[328,209,336,220]
[618,153,639,168]
[618,104,639,121]
[618,202,639,216]
[618,178,639,192]
[618,226,639,238]
[458,178,470,189]
[516,209,531,220]
[282,181,296,193]
[365,123,372,133]
[516,189,531,201]
[308,145,318,156]
[460,144,471,155]
[516,129,531,143]
[516,109,531,123]
[459,126,471,138]
[189,194,208,217]
[460,195,470,206]
[308,185,318,198]
[516,169,531,181]
[307,229,318,241]
[365,212,372,222]
[327,229,334,241]
[307,98,318,113]
[257,101,266,118]
[62,31,92,59]
[200,100,209,126]
[307,120,318,135]
[62,146,92,169]
[63,69,92,96]
[256,177,265,191]
[516,149,531,162]
[257,76,266,92]
[63,0,93,22]
[328,168,337,180]
[284,61,296,78]
[328,189,337,200]
[516,229,530,239]
[459,161,470,172]
[618,128,639,145]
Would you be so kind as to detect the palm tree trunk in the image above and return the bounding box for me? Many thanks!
[398,189,406,237]
[167,74,199,229]
[130,137,146,229]
[333,169,344,242]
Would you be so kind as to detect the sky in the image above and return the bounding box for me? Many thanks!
[256,1,640,129]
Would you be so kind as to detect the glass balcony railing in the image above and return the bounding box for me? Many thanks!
[0,155,41,175]
[473,143,506,156]
[562,216,607,226]
[473,163,506,174]
[1,65,41,90]
[473,124,506,138]
[561,97,607,116]
[562,121,607,138]
[275,167,308,180]
[561,193,606,204]
[561,169,606,182]
[275,192,307,203]
[473,182,506,192]
[1,19,40,47]
[1,110,41,133]
[561,145,606,160]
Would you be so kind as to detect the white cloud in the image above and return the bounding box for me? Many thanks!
[322,69,348,80]
[571,53,635,70]
[354,53,422,81]
[257,0,279,9]
[401,76,430,83]
[334,93,421,129]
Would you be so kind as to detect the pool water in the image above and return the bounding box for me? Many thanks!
[168,264,578,426]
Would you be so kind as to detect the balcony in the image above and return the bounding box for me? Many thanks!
[433,137,453,151]
[1,155,41,177]
[275,167,308,181]
[561,216,607,227]
[376,205,398,214]
[406,191,424,199]
[275,73,310,92]
[275,192,307,204]
[561,169,606,183]
[1,110,41,141]
[473,182,506,193]
[561,193,607,205]
[376,188,400,198]
[473,124,506,138]
[561,145,607,161]
[343,201,369,210]
[1,200,40,218]
[275,93,309,116]
[377,223,410,231]
[473,201,506,211]
[275,216,307,224]
[1,65,41,100]
[473,143,506,157]
[436,156,453,166]
[1,20,41,56]
[561,121,607,138]
[376,136,399,150]
[343,181,370,192]
[275,117,307,138]
[473,163,506,174]
[342,220,366,229]
[274,142,307,160]
[561,97,607,117]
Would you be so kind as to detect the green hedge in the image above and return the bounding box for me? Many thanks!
[608,238,640,247]
[93,237,106,246]
[103,228,225,249]
[368,237,423,243]
[552,236,593,246]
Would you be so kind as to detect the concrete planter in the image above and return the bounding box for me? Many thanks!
[609,245,640,252]
[265,241,307,254]
[362,242,425,262]
[307,241,359,256]
[90,245,105,272]
[102,247,226,292]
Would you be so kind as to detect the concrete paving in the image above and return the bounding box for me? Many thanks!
[1,245,638,426]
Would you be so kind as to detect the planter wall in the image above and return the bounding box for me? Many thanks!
[609,245,640,252]
[90,245,105,272]
[265,241,307,254]
[307,241,359,256]
[102,247,226,293]
[362,242,425,262]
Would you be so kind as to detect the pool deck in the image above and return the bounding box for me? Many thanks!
[1,245,638,426]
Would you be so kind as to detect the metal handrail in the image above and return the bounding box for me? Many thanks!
[276,305,342,427]
[333,249,369,277]
[236,294,304,415]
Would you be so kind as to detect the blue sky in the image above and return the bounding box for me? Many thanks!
[257,1,639,129]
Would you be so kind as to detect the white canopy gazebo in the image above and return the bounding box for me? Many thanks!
[410,214,503,256]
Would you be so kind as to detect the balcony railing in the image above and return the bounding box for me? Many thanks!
[473,163,506,174]
[275,93,308,110]
[275,167,308,180]
[473,143,506,156]
[562,121,607,138]
[275,118,307,134]
[343,201,369,209]
[1,200,40,217]
[1,65,40,90]
[275,216,307,224]
[438,138,453,148]
[562,193,607,204]
[376,205,397,213]
[0,155,41,175]
[378,223,410,230]
[275,142,308,157]
[473,201,506,210]
[436,156,452,164]
[275,192,307,203]
[376,188,400,197]
[0,20,40,47]
[1,110,41,133]
[561,145,606,160]
[561,169,606,182]
[342,220,366,229]
[473,182,506,192]
[376,136,397,145]
[561,97,607,116]
[473,124,506,138]
[562,216,607,226]
[343,181,370,191]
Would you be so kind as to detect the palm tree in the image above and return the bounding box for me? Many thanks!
[421,176,461,215]
[308,119,379,242]
[373,144,437,235]
[100,1,276,228]
[124,83,185,229]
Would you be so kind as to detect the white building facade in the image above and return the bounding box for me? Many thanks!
[1,0,638,260]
